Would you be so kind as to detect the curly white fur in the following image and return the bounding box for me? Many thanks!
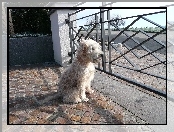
[57,38,103,103]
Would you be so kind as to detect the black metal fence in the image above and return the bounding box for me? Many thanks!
[66,8,166,98]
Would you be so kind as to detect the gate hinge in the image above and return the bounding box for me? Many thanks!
[65,19,70,24]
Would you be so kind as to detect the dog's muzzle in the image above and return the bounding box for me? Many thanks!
[93,53,103,63]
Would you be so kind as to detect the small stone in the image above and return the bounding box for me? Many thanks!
[42,86,49,91]
[83,111,91,117]
[92,113,100,121]
[56,117,67,124]
[35,79,43,85]
[36,119,47,124]
[60,105,68,112]
[13,119,23,124]
[50,86,57,90]
[39,106,55,113]
[24,116,38,124]
[100,102,108,109]
[70,115,81,122]
[25,91,33,96]
[80,116,91,124]
[113,113,123,122]
[96,100,103,106]
[97,95,106,101]
[107,104,114,110]
[37,112,50,119]
[75,103,84,110]
[66,108,76,116]
[29,109,40,116]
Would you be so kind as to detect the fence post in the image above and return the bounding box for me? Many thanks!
[107,9,112,73]
[49,9,77,66]
[100,9,106,71]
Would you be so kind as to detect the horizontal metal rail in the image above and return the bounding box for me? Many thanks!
[81,10,166,26]
[140,46,165,59]
[69,9,108,22]
[140,60,166,71]
[68,9,85,16]
[71,10,165,27]
[111,63,166,80]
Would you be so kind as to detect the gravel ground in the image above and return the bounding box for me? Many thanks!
[8,63,166,124]
[92,70,166,124]
[9,63,147,124]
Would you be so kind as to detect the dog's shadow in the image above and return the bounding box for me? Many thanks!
[9,90,124,124]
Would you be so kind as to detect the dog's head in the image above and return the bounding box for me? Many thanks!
[79,38,103,63]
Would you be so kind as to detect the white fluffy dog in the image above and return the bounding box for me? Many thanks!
[57,38,103,103]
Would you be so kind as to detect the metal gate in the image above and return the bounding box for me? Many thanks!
[66,8,166,98]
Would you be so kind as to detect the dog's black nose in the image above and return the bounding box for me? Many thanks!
[99,54,103,57]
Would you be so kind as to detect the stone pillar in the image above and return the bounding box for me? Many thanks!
[50,9,77,66]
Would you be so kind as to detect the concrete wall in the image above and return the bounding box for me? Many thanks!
[9,36,54,66]
[50,9,77,66]
[9,9,77,66]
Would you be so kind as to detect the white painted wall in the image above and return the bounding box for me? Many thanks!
[50,9,77,66]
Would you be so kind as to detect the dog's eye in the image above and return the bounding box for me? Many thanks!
[92,47,95,50]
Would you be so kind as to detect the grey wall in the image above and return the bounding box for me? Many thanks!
[9,36,54,66]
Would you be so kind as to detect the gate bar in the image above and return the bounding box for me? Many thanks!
[100,9,106,71]
[110,28,166,64]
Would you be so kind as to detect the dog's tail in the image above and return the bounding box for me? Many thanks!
[38,92,62,105]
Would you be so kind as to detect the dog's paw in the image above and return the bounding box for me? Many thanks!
[82,97,89,102]
[89,90,94,94]
[86,89,94,94]
[75,98,82,103]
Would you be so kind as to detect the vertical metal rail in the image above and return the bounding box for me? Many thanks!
[95,14,100,69]
[107,9,112,73]
[67,14,73,62]
[95,14,99,43]
[100,9,106,71]
[71,23,76,58]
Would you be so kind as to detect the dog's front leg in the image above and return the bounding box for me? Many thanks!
[85,73,94,94]
[79,83,89,102]
[86,81,94,94]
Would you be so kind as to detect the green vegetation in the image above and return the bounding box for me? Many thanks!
[124,26,166,33]
[10,9,51,37]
